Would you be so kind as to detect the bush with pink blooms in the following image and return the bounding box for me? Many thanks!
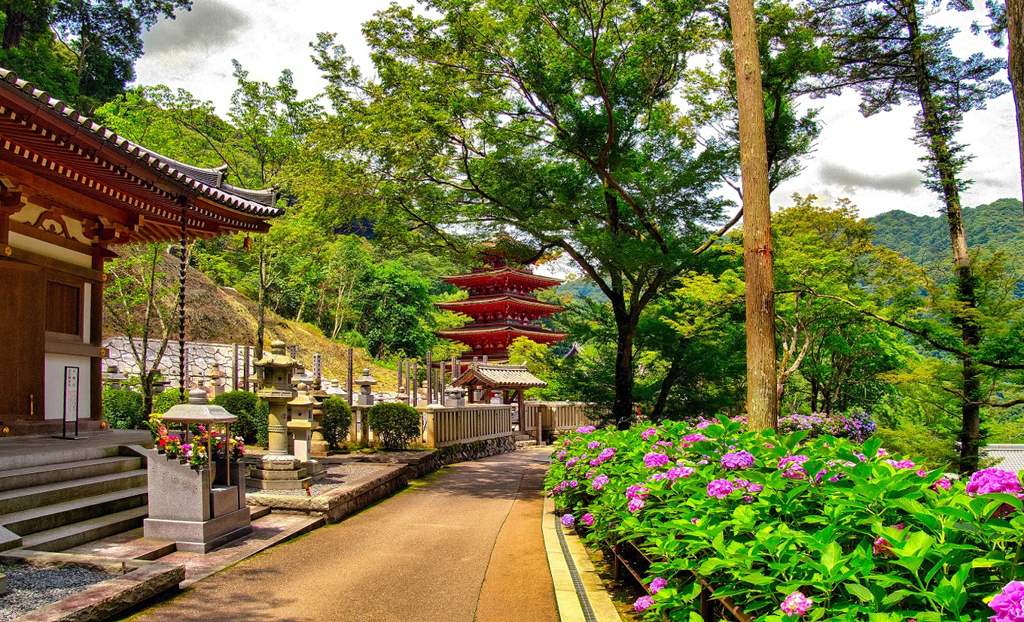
[546,416,1024,621]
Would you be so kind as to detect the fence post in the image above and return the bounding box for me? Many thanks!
[347,347,354,406]
[424,408,436,447]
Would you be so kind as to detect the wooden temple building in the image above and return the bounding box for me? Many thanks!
[435,255,566,368]
[0,67,282,436]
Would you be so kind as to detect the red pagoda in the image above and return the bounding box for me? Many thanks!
[436,254,566,366]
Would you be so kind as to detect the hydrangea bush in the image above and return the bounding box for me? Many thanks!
[778,411,877,443]
[546,417,1024,622]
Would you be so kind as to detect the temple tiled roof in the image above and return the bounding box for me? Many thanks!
[985,444,1024,474]
[0,67,283,219]
[452,364,548,389]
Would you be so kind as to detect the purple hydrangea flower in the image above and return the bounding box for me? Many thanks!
[779,455,810,479]
[747,482,764,493]
[644,452,670,468]
[649,577,668,594]
[626,484,650,500]
[560,514,575,527]
[721,450,755,470]
[577,426,596,434]
[628,497,646,513]
[634,595,655,612]
[588,440,602,450]
[989,581,1024,622]
[581,513,595,527]
[568,480,578,488]
[592,474,609,491]
[589,459,600,467]
[556,450,567,461]
[707,479,734,498]
[648,472,668,482]
[641,427,658,441]
[933,477,953,492]
[566,458,578,468]
[679,433,706,448]
[598,447,617,461]
[886,459,916,470]
[781,591,814,616]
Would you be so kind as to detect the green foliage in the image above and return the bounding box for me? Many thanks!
[549,419,1022,621]
[102,389,144,429]
[151,389,184,415]
[357,261,437,359]
[366,402,420,451]
[211,391,268,446]
[320,396,352,449]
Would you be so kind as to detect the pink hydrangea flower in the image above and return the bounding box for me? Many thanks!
[966,469,1022,496]
[577,426,596,434]
[690,518,700,525]
[626,484,650,500]
[598,447,617,461]
[568,480,578,488]
[641,427,658,441]
[591,474,609,491]
[589,459,601,467]
[644,452,670,468]
[779,455,810,479]
[667,466,695,480]
[649,577,668,594]
[628,497,646,513]
[556,450,567,461]
[634,595,655,612]
[679,433,707,448]
[781,591,814,616]
[989,581,1024,622]
[560,514,575,527]
[581,513,595,527]
[933,477,953,492]
[588,440,602,450]
[648,473,668,482]
[886,459,916,470]
[721,450,755,470]
[566,458,578,468]
[707,479,734,498]
[872,523,906,556]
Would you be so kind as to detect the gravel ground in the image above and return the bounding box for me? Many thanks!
[247,462,390,496]
[0,564,116,622]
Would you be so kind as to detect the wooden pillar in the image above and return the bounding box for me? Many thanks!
[347,347,354,406]
[439,361,446,406]
[517,390,525,435]
[90,247,105,421]
[232,344,239,391]
[397,359,404,392]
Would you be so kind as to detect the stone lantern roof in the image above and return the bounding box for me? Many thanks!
[160,389,237,425]
[255,340,297,368]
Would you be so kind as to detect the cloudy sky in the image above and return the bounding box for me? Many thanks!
[135,0,1020,219]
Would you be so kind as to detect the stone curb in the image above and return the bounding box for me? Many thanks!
[542,495,622,622]
[0,549,184,622]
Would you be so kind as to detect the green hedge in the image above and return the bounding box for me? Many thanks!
[366,402,420,450]
[211,391,269,447]
[102,389,144,429]
[321,396,352,449]
[151,389,185,415]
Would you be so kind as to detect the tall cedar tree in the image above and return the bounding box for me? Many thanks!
[808,0,1008,471]
[355,0,732,428]
[728,0,779,431]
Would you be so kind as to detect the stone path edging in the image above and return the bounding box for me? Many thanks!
[542,495,623,622]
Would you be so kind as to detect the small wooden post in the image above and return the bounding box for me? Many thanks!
[411,361,419,407]
[347,347,354,406]
[397,359,404,392]
[243,346,251,391]
[517,390,525,434]
[425,351,433,403]
[232,344,239,391]
[439,361,446,406]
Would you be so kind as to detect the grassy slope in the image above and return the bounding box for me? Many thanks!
[103,255,399,391]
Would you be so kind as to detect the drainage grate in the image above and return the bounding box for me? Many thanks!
[555,514,599,622]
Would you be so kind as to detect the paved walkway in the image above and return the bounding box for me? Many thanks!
[125,447,559,622]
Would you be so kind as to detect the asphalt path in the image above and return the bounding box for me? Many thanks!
[126,447,559,622]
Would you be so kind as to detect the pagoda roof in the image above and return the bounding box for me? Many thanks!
[437,324,567,341]
[436,295,562,313]
[452,364,547,390]
[0,67,282,242]
[442,267,562,288]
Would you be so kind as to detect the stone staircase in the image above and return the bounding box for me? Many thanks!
[0,446,148,553]
[515,434,540,448]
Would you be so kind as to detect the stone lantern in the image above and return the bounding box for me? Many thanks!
[105,364,126,390]
[249,341,311,490]
[287,383,319,463]
[446,387,467,408]
[205,361,227,399]
[354,368,377,406]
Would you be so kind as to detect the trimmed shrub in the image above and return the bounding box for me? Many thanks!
[151,389,185,415]
[211,391,269,447]
[321,397,352,449]
[102,389,144,429]
[366,402,420,450]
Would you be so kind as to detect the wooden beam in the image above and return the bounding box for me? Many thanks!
[9,220,93,254]
[1,245,102,282]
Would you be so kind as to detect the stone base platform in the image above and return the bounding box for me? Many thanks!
[144,507,253,554]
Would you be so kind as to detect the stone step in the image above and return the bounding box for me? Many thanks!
[0,456,143,493]
[0,444,121,473]
[63,528,176,561]
[515,440,538,448]
[21,505,150,552]
[0,469,148,515]
[0,486,148,536]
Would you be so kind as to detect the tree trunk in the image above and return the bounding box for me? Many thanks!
[729,0,779,431]
[612,316,636,430]
[1008,0,1024,218]
[906,0,983,473]
[652,354,685,421]
[2,10,26,49]
[810,377,819,412]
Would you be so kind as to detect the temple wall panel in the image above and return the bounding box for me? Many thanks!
[44,353,91,420]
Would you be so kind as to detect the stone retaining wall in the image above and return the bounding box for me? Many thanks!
[103,337,259,390]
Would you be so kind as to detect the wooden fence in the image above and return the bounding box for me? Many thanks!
[522,401,601,436]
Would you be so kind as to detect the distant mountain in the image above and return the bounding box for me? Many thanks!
[868,198,1024,270]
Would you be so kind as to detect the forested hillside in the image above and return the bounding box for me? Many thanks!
[868,198,1024,268]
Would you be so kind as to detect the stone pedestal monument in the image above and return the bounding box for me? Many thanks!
[355,369,377,406]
